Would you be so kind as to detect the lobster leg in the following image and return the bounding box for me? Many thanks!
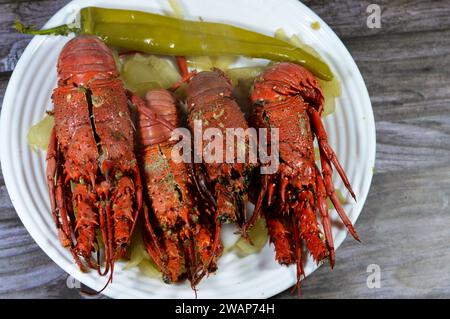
[111,176,136,259]
[104,198,115,287]
[55,170,88,270]
[176,56,189,78]
[202,212,222,275]
[185,237,197,287]
[94,199,115,294]
[193,224,218,274]
[191,164,217,208]
[161,233,186,283]
[215,183,238,223]
[308,107,356,200]
[133,166,143,213]
[279,175,289,205]
[73,184,99,269]
[97,200,110,276]
[319,148,360,242]
[232,187,249,242]
[291,213,305,292]
[142,205,167,272]
[46,128,59,227]
[47,128,72,248]
[315,165,335,268]
[143,236,166,272]
[46,115,86,271]
[244,174,268,232]
[267,175,277,206]
[181,225,200,295]
[265,213,294,266]
[178,208,199,283]
[143,205,166,264]
[48,125,88,271]
[196,202,224,280]
[298,191,329,263]
[169,69,197,92]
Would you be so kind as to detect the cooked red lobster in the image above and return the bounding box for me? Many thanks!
[46,36,142,285]
[132,89,221,287]
[186,69,255,272]
[246,62,359,288]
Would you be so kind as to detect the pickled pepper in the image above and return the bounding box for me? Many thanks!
[16,6,333,80]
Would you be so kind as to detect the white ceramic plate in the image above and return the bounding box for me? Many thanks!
[0,0,375,298]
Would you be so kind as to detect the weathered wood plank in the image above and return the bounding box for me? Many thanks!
[303,0,450,39]
[347,29,450,114]
[344,28,450,173]
[0,72,10,104]
[277,165,450,298]
[0,206,78,298]
[0,0,57,3]
[1,0,450,299]
[0,0,68,73]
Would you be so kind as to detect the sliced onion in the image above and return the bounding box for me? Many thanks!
[123,226,146,270]
[168,0,184,19]
[27,114,54,152]
[187,55,238,71]
[138,259,161,278]
[121,54,181,97]
[234,217,268,258]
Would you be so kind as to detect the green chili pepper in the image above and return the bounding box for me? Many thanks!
[16,6,333,80]
[80,7,296,47]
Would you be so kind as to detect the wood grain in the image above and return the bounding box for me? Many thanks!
[347,29,450,174]
[1,0,450,298]
[0,0,67,73]
[303,0,450,39]
[277,165,450,298]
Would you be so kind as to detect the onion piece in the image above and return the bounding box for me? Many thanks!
[27,114,54,152]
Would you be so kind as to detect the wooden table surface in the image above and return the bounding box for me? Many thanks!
[1,0,450,299]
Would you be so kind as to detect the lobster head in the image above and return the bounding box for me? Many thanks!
[186,69,234,109]
[250,62,324,111]
[57,35,118,87]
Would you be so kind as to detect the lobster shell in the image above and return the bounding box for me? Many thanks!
[247,62,358,290]
[47,36,142,290]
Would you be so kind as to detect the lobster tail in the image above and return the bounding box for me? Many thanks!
[57,35,117,86]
